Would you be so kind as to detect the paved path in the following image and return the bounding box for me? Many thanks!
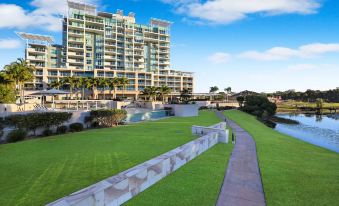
[215,111,266,206]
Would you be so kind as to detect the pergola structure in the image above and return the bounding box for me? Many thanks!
[16,32,54,46]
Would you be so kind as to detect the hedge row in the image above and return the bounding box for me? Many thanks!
[5,112,72,135]
[90,109,127,127]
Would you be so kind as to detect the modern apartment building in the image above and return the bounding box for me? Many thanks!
[18,1,194,99]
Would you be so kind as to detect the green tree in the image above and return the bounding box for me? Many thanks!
[4,58,35,104]
[142,86,159,101]
[224,87,232,102]
[119,77,129,99]
[0,72,16,103]
[98,78,109,100]
[61,76,78,99]
[158,85,171,103]
[236,96,245,107]
[108,77,121,100]
[180,88,192,103]
[84,77,98,99]
[0,84,16,103]
[209,86,219,100]
[48,80,62,89]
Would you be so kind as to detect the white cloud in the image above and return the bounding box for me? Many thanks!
[208,52,231,64]
[287,63,316,71]
[162,0,321,24]
[0,39,22,49]
[0,0,98,32]
[238,43,339,61]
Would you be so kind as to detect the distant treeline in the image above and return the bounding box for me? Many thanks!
[269,88,339,103]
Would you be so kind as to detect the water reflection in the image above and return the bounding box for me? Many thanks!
[275,113,339,153]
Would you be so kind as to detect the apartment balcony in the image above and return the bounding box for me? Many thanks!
[134,65,145,70]
[27,48,45,54]
[104,62,116,66]
[68,52,84,57]
[134,59,144,63]
[68,32,84,37]
[68,39,84,44]
[28,56,46,61]
[85,18,104,25]
[159,61,170,65]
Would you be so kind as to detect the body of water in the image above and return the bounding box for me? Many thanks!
[275,113,339,153]
[125,110,169,122]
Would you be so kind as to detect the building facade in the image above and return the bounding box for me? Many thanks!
[18,1,193,99]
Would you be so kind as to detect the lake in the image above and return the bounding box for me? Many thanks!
[275,113,339,153]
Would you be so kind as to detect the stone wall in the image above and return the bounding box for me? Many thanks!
[47,123,228,206]
[192,122,229,143]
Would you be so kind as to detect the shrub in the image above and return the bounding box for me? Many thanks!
[56,125,68,134]
[0,123,3,138]
[199,106,209,110]
[42,129,53,136]
[7,129,27,143]
[69,123,83,132]
[91,121,99,128]
[90,109,127,127]
[241,95,277,118]
[84,116,93,128]
[5,112,72,135]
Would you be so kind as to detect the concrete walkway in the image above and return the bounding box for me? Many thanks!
[215,111,266,206]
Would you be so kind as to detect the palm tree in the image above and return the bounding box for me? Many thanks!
[224,87,232,102]
[209,86,219,100]
[98,78,109,100]
[61,76,77,99]
[180,88,192,103]
[119,77,129,99]
[158,85,171,103]
[48,80,62,89]
[107,77,119,100]
[142,86,158,101]
[4,58,35,104]
[83,77,97,99]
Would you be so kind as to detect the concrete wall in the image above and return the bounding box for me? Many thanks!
[0,104,36,114]
[172,104,199,117]
[47,122,228,206]
[192,122,229,143]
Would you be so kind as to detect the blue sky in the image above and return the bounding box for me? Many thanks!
[0,0,339,93]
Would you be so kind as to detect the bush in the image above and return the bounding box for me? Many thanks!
[91,121,99,128]
[0,123,3,138]
[199,106,209,110]
[90,109,127,127]
[42,129,53,136]
[216,106,236,111]
[5,112,72,135]
[56,125,68,134]
[69,123,83,132]
[7,129,27,143]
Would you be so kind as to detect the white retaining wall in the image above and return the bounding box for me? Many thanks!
[47,122,228,206]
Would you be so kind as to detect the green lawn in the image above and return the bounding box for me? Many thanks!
[224,110,339,206]
[125,144,233,206]
[0,111,220,206]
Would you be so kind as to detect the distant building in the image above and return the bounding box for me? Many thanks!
[18,0,194,99]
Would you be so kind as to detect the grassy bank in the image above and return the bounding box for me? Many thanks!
[277,101,339,113]
[0,111,220,206]
[224,110,339,206]
[125,143,233,206]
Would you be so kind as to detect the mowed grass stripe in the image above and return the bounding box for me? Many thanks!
[124,144,233,206]
[0,111,220,205]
